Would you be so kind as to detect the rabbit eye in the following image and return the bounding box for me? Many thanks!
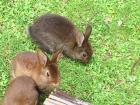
[46,71,50,77]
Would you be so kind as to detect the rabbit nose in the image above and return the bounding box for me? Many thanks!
[82,52,88,59]
[83,53,87,57]
[52,82,59,87]
[51,80,59,85]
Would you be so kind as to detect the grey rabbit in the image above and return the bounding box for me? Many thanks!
[28,13,93,63]
[3,76,38,105]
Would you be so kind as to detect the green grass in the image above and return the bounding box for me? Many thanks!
[0,0,140,105]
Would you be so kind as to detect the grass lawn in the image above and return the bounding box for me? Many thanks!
[0,0,140,105]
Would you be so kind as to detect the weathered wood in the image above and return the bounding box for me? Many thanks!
[43,90,92,105]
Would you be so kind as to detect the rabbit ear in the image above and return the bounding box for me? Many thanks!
[51,48,63,63]
[84,24,92,41]
[37,49,48,67]
[75,29,85,47]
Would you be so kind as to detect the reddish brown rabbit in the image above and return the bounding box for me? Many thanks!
[3,76,38,105]
[28,13,93,63]
[11,49,62,93]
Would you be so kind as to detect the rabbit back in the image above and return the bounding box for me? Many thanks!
[3,76,38,105]
[29,14,77,52]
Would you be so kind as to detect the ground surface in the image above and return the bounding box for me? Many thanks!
[0,0,140,105]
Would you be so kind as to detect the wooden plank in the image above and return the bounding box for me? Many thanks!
[44,98,66,105]
[49,95,75,105]
[43,90,92,105]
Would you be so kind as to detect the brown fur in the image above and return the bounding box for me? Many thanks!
[28,13,93,63]
[11,49,62,93]
[3,76,38,105]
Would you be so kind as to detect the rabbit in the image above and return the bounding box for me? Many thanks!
[11,49,62,94]
[28,13,93,63]
[3,76,39,105]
